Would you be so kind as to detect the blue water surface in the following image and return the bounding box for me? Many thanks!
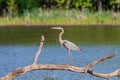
[0,45,120,80]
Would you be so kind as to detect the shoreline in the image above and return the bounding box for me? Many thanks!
[0,23,120,27]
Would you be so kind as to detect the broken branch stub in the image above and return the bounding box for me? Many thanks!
[33,35,44,64]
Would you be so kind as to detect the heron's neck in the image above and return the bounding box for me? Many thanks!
[59,28,64,43]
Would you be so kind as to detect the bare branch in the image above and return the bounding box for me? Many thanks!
[88,69,120,79]
[0,64,84,80]
[84,52,116,72]
[33,35,44,64]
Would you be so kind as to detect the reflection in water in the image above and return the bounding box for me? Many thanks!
[0,26,120,45]
[0,26,120,80]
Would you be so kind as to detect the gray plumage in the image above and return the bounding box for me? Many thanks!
[63,40,81,51]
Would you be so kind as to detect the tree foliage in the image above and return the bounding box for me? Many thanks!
[7,0,18,17]
[0,0,119,17]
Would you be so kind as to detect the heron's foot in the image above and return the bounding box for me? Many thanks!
[65,63,71,66]
[32,62,36,65]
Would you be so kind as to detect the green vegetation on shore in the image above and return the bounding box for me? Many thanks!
[0,9,120,26]
[0,0,120,26]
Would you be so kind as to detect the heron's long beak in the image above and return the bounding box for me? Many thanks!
[51,27,58,29]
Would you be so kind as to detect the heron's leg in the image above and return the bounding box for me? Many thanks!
[68,49,72,64]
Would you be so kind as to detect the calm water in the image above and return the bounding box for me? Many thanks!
[0,26,120,80]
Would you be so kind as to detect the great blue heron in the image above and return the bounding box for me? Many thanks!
[51,27,82,64]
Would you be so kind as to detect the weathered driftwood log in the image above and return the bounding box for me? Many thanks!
[0,36,119,80]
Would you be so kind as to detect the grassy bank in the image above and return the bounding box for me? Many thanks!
[0,9,120,26]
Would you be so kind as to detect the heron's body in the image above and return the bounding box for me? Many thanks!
[51,27,82,64]
[62,40,80,51]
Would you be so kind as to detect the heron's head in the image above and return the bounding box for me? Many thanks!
[51,26,63,30]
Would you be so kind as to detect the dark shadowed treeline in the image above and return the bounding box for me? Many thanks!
[0,0,120,17]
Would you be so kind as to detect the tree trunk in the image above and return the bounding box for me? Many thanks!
[98,0,102,12]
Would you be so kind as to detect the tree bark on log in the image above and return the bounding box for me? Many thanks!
[0,36,120,80]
